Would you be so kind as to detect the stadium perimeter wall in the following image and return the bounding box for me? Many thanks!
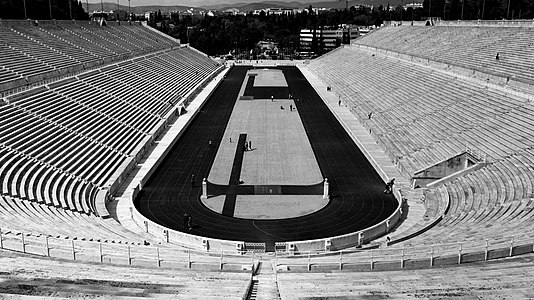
[96,62,225,218]
[385,19,534,27]
[141,21,181,44]
[437,19,534,27]
[282,190,403,252]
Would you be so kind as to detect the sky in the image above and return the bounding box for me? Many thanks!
[86,0,327,7]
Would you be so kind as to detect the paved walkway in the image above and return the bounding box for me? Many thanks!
[277,253,534,299]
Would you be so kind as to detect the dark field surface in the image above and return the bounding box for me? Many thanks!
[135,66,397,250]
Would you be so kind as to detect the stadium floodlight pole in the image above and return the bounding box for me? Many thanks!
[461,0,464,20]
[481,0,486,19]
[506,0,511,19]
[22,0,27,19]
[128,0,131,21]
[117,0,120,21]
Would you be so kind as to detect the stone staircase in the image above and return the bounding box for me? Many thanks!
[246,260,281,300]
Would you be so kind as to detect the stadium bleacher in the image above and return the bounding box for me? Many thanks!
[2,19,534,298]
[0,21,182,94]
[308,45,533,172]
[306,25,534,262]
[354,26,534,87]
[0,22,220,229]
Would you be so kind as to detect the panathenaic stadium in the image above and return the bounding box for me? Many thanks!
[1,18,534,299]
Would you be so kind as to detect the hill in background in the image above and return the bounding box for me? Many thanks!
[88,0,417,14]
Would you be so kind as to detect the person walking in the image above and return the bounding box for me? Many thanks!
[183,212,190,230]
[191,174,196,187]
[187,214,193,230]
[383,178,395,194]
[248,140,252,150]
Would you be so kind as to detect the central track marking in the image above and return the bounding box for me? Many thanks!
[222,133,247,216]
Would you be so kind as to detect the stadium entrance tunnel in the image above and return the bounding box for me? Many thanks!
[412,148,490,189]
[133,65,399,252]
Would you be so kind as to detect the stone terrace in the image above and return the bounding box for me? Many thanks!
[0,250,250,299]
[306,25,534,257]
[277,254,534,299]
[0,21,179,94]
[355,25,534,90]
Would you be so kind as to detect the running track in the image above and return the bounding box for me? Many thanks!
[134,66,397,250]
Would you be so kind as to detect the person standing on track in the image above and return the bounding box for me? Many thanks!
[191,174,196,187]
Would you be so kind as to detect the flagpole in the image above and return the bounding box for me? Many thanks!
[49,0,53,19]
[101,0,104,21]
[69,0,73,20]
[400,0,403,23]
[23,0,27,19]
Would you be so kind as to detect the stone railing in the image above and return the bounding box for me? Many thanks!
[274,236,534,271]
